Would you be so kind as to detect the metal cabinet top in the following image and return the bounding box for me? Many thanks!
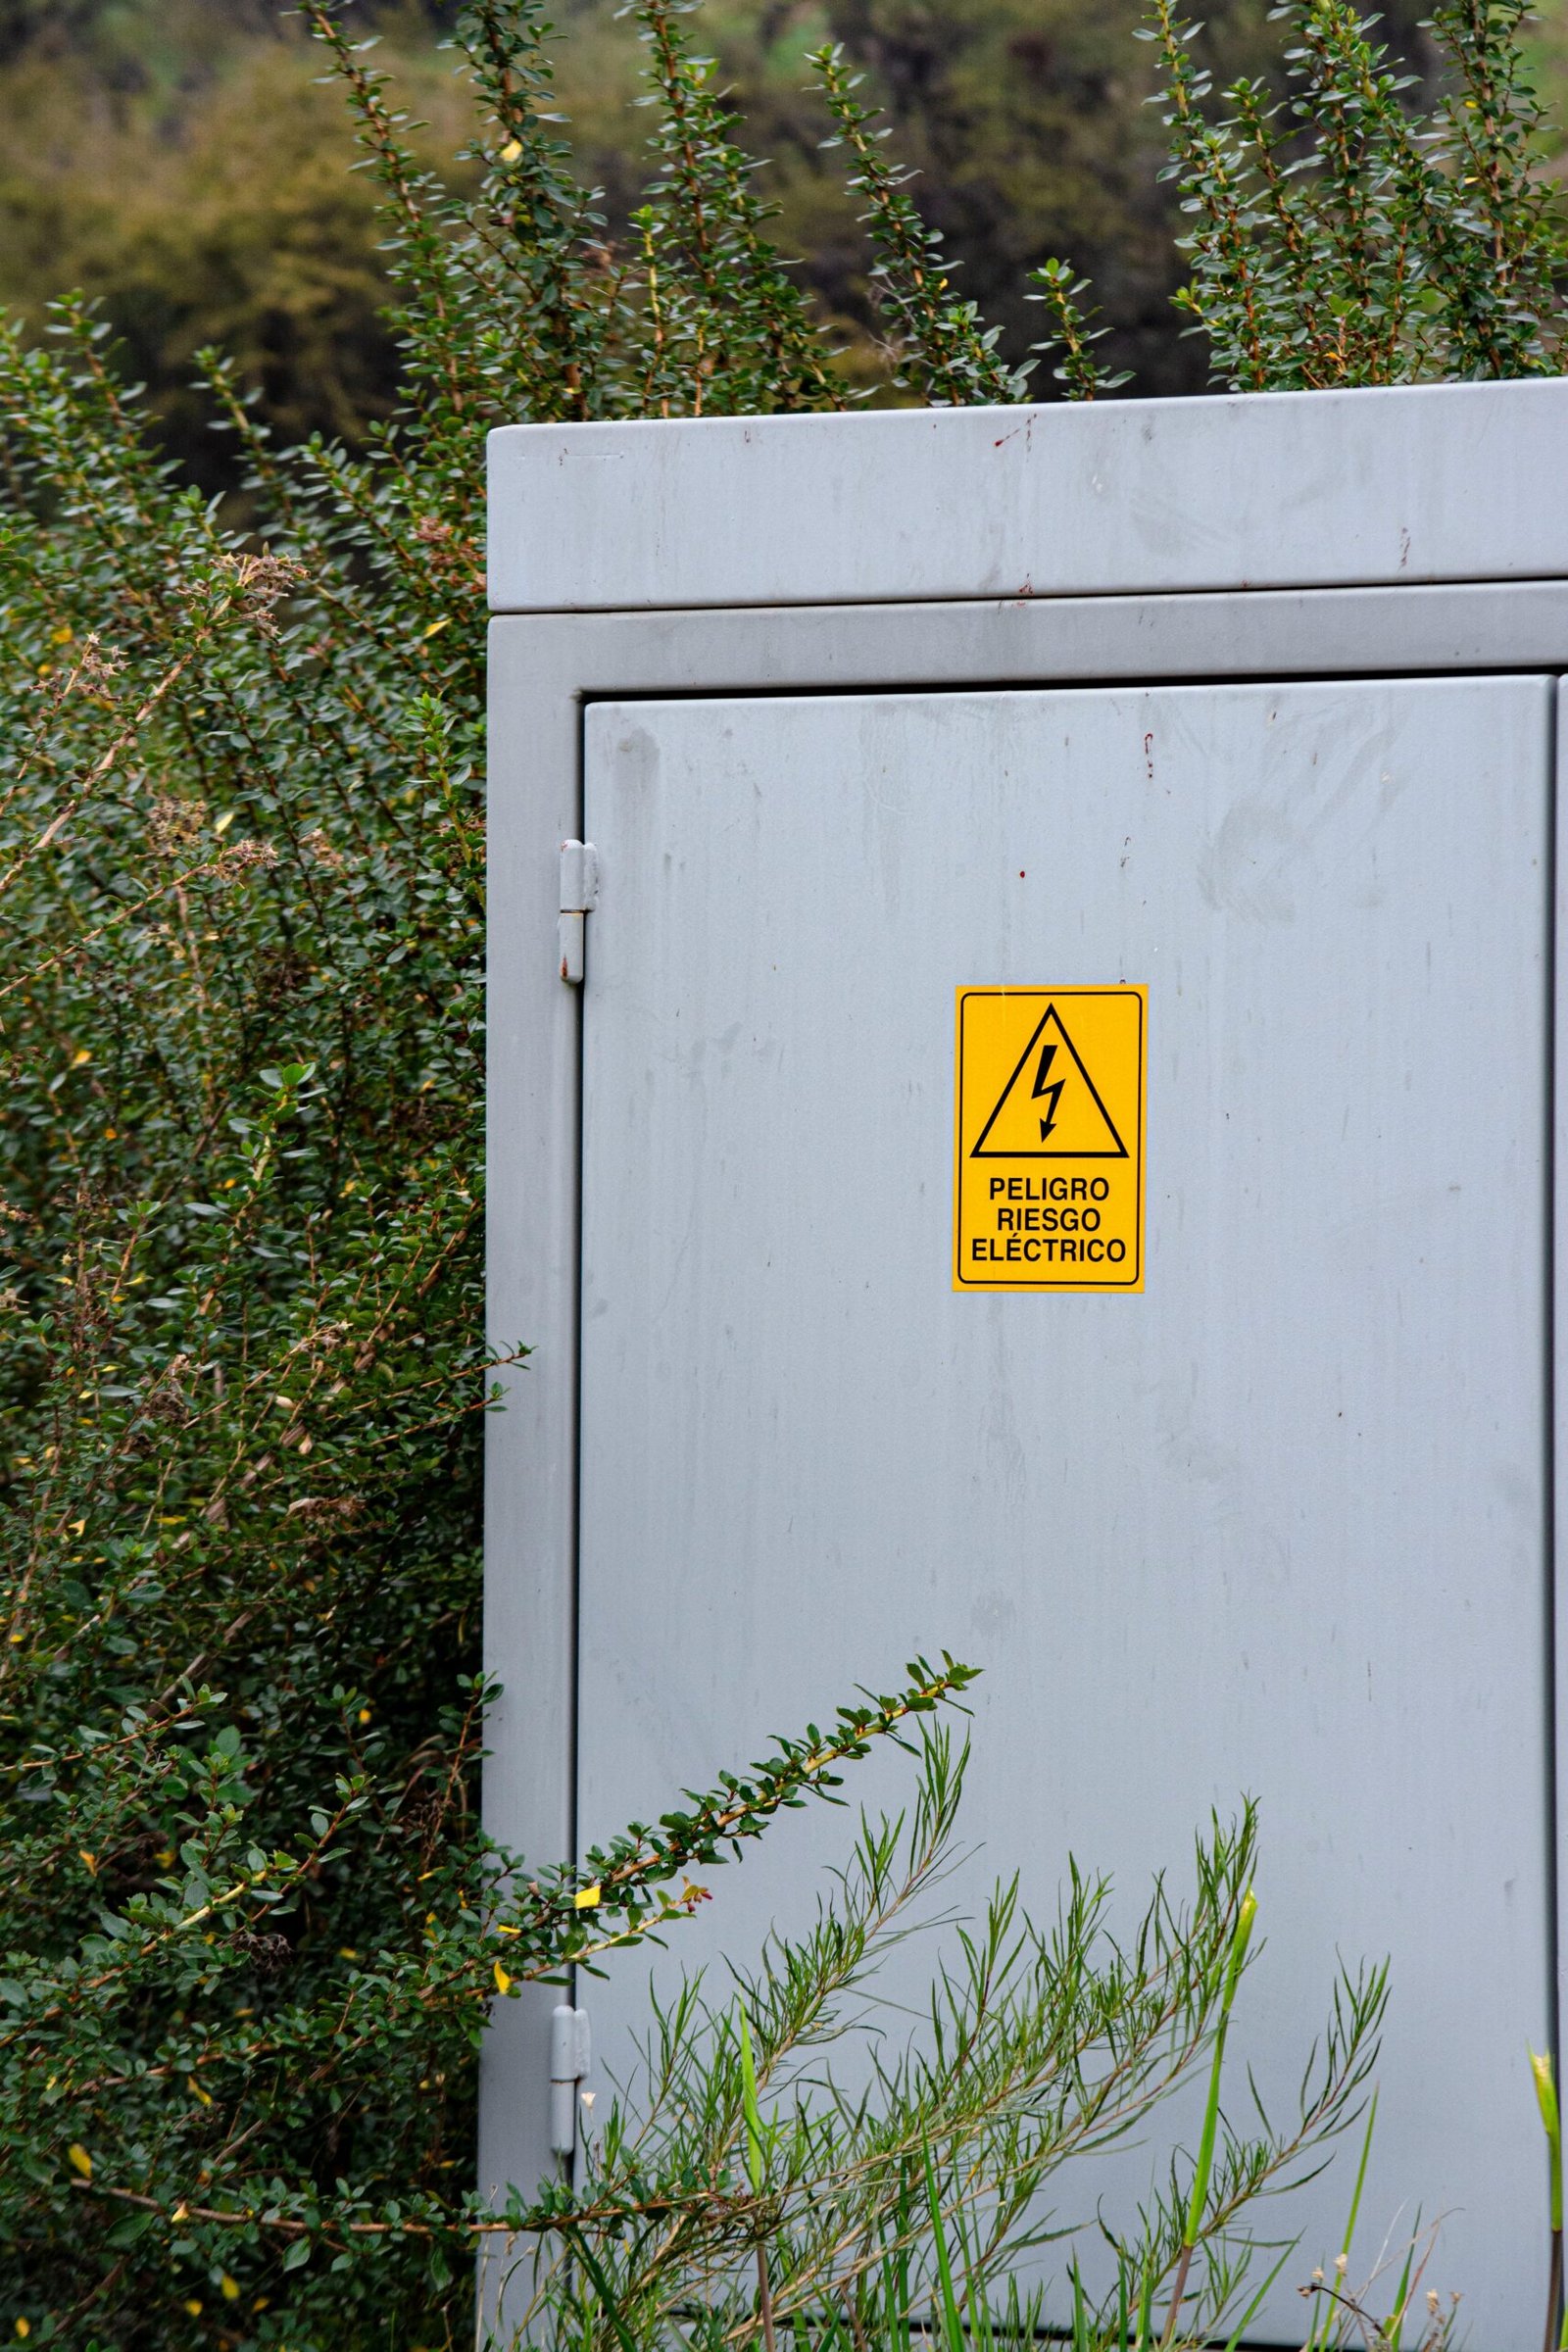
[487,377,1568,614]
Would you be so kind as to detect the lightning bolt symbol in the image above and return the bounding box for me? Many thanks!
[1031,1041,1064,1143]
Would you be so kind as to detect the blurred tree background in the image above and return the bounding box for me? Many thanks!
[0,0,1563,497]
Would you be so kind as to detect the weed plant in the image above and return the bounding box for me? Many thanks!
[0,0,1560,2342]
[510,1751,1399,2352]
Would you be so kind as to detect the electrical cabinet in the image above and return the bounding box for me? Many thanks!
[485,382,1568,2344]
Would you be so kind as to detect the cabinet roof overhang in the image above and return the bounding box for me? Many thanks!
[487,377,1568,615]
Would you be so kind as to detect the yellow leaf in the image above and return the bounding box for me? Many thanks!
[499,137,522,161]
[572,1883,602,1910]
[71,1049,91,1067]
[493,1961,513,1995]
[183,2302,203,2318]
[172,2202,189,2223]
[220,2275,240,2302]
[17,2318,31,2337]
[66,2144,91,2180]
[49,625,73,646]
[339,1947,360,1962]
[77,1851,96,1876]
[187,2076,213,2108]
[422,616,452,639]
[213,811,235,837]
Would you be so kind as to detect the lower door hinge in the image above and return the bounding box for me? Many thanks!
[549,2002,592,2158]
[559,840,600,985]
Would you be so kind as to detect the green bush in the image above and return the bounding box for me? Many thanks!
[0,0,1559,2342]
[1144,0,1568,389]
[0,0,1475,491]
[0,4,474,499]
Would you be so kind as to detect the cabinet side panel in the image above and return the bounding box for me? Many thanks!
[480,622,581,2326]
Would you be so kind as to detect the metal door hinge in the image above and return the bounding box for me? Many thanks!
[549,2002,592,2158]
[559,840,600,985]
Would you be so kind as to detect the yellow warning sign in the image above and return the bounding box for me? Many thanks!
[955,987,1147,1292]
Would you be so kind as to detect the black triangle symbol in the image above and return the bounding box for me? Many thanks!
[969,1004,1129,1159]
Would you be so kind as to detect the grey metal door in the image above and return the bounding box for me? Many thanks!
[576,676,1555,2341]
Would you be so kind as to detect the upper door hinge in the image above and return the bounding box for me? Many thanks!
[559,840,600,985]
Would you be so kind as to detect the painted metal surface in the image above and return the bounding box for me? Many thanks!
[570,676,1553,2342]
[488,380,1568,614]
[483,464,1568,2342]
[481,580,1568,2279]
